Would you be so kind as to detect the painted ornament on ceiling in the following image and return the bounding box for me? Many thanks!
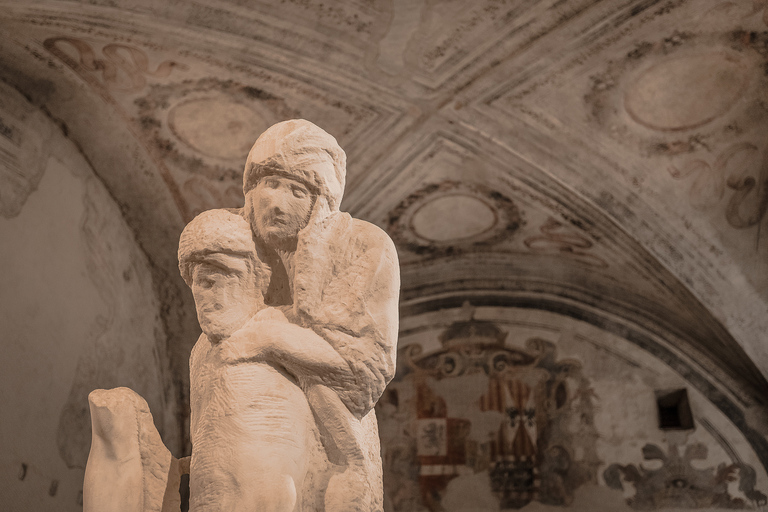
[585,29,768,238]
[585,30,768,157]
[387,180,522,257]
[134,78,299,217]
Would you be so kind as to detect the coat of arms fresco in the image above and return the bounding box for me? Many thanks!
[377,318,601,511]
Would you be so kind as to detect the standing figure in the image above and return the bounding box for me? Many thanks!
[181,119,400,511]
[218,119,400,511]
[179,208,318,512]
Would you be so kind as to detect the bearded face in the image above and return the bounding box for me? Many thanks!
[246,175,314,251]
[190,253,262,343]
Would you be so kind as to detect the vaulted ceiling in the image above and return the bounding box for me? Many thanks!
[2,0,767,416]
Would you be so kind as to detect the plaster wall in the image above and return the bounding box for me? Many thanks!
[0,83,175,511]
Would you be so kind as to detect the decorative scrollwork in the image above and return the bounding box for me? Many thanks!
[43,37,185,93]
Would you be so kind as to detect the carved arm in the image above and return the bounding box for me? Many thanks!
[220,317,356,387]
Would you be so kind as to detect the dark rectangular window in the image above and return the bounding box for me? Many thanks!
[655,389,694,430]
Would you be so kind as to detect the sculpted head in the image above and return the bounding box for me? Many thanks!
[243,119,346,250]
[179,209,268,342]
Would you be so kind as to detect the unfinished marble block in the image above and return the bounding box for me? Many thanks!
[179,119,400,511]
[83,388,181,512]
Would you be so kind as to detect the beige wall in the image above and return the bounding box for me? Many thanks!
[0,84,176,510]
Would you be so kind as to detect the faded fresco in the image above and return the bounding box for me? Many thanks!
[604,443,767,510]
[377,318,600,511]
[377,307,768,512]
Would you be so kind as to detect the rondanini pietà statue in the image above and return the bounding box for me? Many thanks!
[83,120,400,512]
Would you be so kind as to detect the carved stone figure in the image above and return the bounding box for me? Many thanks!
[83,119,400,512]
[179,208,304,511]
[84,388,182,512]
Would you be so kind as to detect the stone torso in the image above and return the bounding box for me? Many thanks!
[189,334,315,512]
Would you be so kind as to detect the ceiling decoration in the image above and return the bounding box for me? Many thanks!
[136,78,295,216]
[167,95,271,162]
[411,194,496,242]
[622,50,747,132]
[1,0,767,449]
[387,180,522,255]
[584,30,765,155]
[522,217,609,269]
[449,0,768,382]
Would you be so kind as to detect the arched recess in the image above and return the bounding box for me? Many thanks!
[0,81,177,510]
[378,296,768,511]
[0,25,201,454]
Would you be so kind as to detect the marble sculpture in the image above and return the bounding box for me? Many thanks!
[83,119,400,512]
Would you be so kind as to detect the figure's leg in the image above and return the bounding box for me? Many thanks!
[251,473,298,512]
[230,443,300,512]
[305,384,370,512]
